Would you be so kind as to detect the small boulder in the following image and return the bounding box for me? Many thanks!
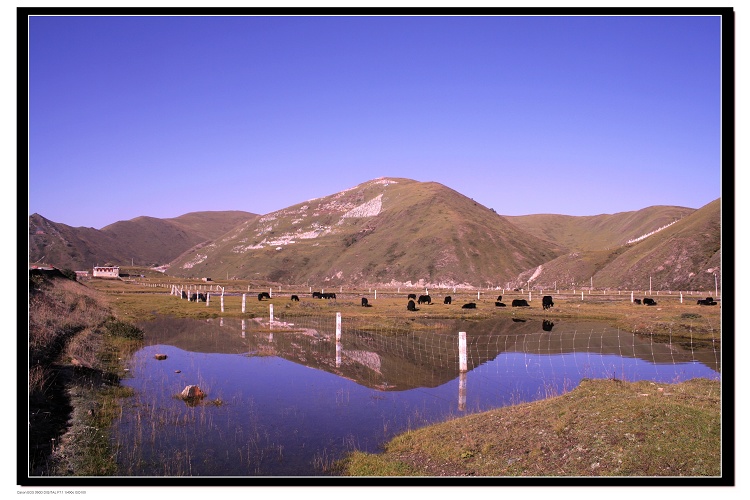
[154,354,168,360]
[180,385,205,400]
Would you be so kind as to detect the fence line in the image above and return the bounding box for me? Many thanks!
[137,278,719,300]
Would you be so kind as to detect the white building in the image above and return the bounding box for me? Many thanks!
[92,266,120,278]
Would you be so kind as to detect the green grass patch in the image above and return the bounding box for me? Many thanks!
[338,378,721,477]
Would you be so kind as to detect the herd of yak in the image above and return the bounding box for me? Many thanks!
[181,290,718,310]
[399,294,552,311]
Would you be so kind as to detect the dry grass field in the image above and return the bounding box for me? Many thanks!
[87,275,722,343]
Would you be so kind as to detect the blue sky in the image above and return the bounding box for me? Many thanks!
[26,13,725,229]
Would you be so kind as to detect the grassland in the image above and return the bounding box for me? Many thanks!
[27,272,724,478]
[89,272,722,343]
[336,377,722,477]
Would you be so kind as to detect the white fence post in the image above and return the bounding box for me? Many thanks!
[336,312,342,342]
[242,294,246,313]
[269,304,274,324]
[458,372,467,412]
[459,332,467,372]
[336,337,342,368]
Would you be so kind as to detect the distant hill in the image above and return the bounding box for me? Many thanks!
[28,178,722,291]
[28,211,257,271]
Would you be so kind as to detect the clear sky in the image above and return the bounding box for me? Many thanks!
[26,12,725,229]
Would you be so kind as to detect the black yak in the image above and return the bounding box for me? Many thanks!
[542,295,554,310]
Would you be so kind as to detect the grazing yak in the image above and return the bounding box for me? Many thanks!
[542,320,554,332]
[512,299,530,307]
[290,295,299,301]
[697,297,717,305]
[462,302,477,309]
[542,295,554,310]
[495,301,506,307]
[633,298,642,305]
[407,299,418,311]
[407,293,417,300]
[189,293,198,302]
[198,293,207,302]
[444,296,452,304]
[181,291,188,299]
[418,295,432,305]
[361,297,372,307]
[643,298,657,306]
[497,295,502,302]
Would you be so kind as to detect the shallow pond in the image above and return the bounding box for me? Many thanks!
[112,314,720,477]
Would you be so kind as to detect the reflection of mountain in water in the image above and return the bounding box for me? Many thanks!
[137,315,720,392]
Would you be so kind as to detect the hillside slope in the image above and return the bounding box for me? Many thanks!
[593,197,721,291]
[166,178,566,288]
[28,211,257,271]
[505,205,695,252]
[513,198,722,292]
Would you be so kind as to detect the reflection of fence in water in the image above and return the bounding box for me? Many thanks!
[272,311,721,390]
[269,312,460,390]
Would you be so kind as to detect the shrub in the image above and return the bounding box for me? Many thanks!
[60,268,78,281]
[681,313,702,319]
[103,319,144,340]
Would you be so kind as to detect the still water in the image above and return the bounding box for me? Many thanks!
[112,315,720,476]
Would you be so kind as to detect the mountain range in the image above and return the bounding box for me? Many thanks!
[28,177,722,291]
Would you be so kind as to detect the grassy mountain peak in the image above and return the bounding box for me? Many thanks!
[166,177,565,288]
